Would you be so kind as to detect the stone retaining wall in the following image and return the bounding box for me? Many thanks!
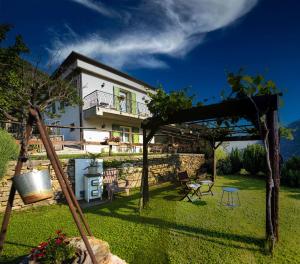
[0,154,205,212]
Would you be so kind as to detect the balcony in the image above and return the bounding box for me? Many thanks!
[83,90,151,119]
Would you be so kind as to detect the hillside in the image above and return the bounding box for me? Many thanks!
[281,119,300,159]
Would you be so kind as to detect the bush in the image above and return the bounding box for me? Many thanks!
[243,144,266,175]
[0,129,19,180]
[229,148,243,174]
[281,156,300,187]
[217,157,232,175]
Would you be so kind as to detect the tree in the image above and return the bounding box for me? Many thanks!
[0,24,81,123]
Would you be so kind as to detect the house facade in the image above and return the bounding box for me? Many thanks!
[49,52,155,153]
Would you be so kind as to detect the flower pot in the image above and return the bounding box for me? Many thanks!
[88,165,100,175]
[108,141,119,146]
[13,169,52,204]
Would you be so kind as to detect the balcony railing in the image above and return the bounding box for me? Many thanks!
[83,90,151,117]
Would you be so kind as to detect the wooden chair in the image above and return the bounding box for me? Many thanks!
[103,168,129,201]
[178,171,191,186]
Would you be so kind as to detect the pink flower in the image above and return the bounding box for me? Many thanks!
[55,238,63,245]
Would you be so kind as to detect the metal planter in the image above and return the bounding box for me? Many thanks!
[13,169,53,204]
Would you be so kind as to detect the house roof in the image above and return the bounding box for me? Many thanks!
[53,51,156,91]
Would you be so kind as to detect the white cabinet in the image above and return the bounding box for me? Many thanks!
[84,174,103,203]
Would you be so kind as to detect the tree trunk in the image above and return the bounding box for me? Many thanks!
[267,110,280,241]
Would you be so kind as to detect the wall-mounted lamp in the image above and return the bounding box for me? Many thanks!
[101,82,105,88]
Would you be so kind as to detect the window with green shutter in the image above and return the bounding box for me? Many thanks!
[131,92,137,114]
[132,127,139,143]
[113,86,120,110]
[112,124,121,138]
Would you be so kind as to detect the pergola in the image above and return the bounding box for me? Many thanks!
[141,94,280,249]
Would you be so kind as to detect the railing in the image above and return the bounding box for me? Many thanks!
[83,90,151,117]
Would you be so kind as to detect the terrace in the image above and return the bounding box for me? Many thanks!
[83,90,151,120]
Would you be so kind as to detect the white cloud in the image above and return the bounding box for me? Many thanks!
[49,0,258,69]
[69,0,118,17]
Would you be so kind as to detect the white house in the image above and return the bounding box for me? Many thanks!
[48,51,155,153]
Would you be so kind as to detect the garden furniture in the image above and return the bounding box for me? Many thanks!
[103,168,129,201]
[198,180,214,196]
[181,183,202,202]
[178,171,190,186]
[219,187,241,207]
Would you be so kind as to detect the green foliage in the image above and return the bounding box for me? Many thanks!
[30,230,76,264]
[281,156,300,188]
[215,146,227,161]
[229,148,243,174]
[279,126,294,140]
[243,144,266,175]
[0,129,19,180]
[87,152,102,166]
[0,24,81,122]
[217,157,232,175]
[226,70,280,99]
[146,87,193,120]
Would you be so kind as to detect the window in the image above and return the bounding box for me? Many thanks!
[70,123,75,132]
[120,126,131,143]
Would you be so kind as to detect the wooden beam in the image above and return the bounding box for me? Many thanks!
[142,94,280,129]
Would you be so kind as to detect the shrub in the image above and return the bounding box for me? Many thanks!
[281,156,300,188]
[217,157,232,175]
[243,144,266,175]
[0,129,19,180]
[229,148,243,174]
[216,146,227,161]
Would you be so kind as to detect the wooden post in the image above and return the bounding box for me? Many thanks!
[109,144,112,156]
[0,116,34,252]
[142,129,149,207]
[267,110,280,241]
[212,147,216,182]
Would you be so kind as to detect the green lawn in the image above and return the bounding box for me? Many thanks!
[1,175,300,264]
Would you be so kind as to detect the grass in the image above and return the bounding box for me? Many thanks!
[0,175,300,264]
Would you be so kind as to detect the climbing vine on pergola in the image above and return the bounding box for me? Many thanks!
[141,94,280,252]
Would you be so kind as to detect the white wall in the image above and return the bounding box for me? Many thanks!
[81,72,150,104]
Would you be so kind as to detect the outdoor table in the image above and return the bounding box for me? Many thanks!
[198,180,214,196]
[182,183,202,202]
[220,187,241,207]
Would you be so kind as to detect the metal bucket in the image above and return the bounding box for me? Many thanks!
[13,169,53,204]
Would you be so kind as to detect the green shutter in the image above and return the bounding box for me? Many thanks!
[131,92,137,114]
[132,127,139,143]
[114,87,120,110]
[112,124,121,138]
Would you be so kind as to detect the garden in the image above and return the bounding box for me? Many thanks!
[0,174,300,264]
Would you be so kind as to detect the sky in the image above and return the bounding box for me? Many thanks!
[1,0,300,125]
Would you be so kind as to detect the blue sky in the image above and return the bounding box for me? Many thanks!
[1,0,300,125]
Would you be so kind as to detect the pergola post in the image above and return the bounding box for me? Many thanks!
[267,110,280,242]
[142,128,149,207]
[212,145,216,182]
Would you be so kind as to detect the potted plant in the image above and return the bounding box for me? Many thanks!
[108,136,120,145]
[29,230,77,264]
[87,153,102,174]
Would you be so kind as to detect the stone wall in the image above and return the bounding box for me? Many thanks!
[0,154,205,212]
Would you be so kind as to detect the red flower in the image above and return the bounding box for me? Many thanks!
[38,241,48,249]
[55,238,63,245]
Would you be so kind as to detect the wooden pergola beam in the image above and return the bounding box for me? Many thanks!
[142,94,279,129]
